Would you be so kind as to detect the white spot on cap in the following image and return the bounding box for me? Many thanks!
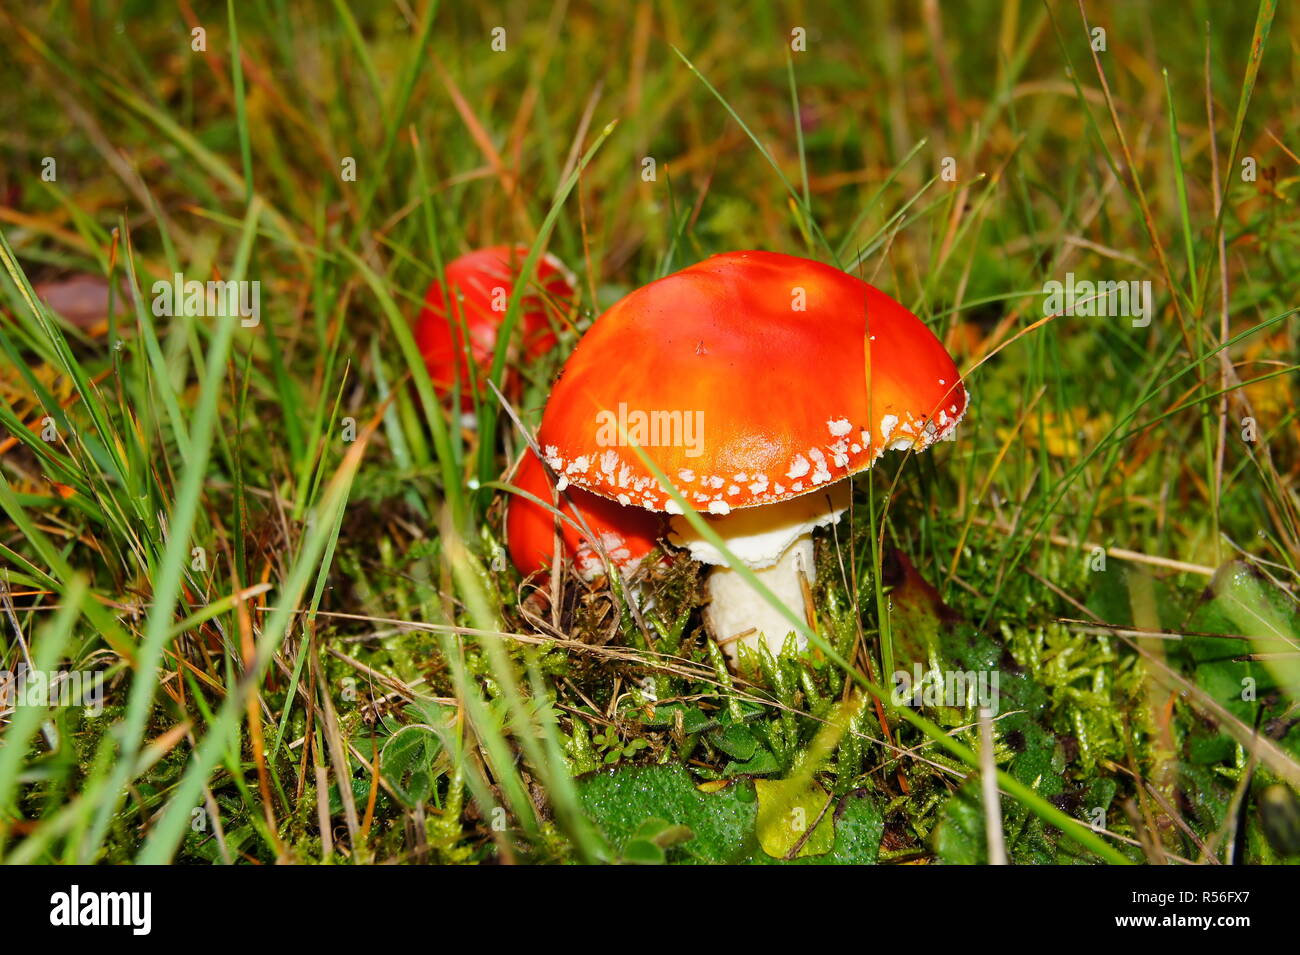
[827,417,851,437]
[786,455,810,479]
[617,493,631,506]
[808,448,832,484]
[880,415,899,441]
[707,500,731,515]
[678,468,695,483]
[556,476,569,492]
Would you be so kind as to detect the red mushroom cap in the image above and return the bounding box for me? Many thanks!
[505,448,665,579]
[415,245,575,409]
[536,250,967,514]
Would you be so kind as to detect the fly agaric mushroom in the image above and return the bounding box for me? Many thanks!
[415,245,575,415]
[506,448,665,581]
[535,250,968,662]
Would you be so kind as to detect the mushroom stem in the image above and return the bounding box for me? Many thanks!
[667,484,849,666]
[705,535,815,664]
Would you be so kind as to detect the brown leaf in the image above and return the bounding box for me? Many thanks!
[33,274,125,332]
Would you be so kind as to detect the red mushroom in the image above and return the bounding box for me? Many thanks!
[415,245,575,415]
[535,250,968,661]
[505,448,665,581]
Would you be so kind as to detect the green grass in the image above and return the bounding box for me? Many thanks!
[0,0,1298,865]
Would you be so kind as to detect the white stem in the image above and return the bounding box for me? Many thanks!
[704,535,814,664]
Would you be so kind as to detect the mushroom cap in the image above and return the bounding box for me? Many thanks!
[536,250,967,514]
[415,245,575,406]
[505,448,665,579]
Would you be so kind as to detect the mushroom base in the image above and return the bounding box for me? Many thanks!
[704,536,815,664]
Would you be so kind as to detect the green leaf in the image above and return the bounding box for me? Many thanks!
[577,765,883,865]
[722,748,782,777]
[623,839,667,865]
[933,784,986,865]
[711,724,759,761]
[632,817,695,849]
[578,765,751,864]
[754,778,835,858]
[381,725,445,808]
